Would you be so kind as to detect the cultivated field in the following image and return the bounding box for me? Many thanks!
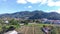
[16,24,60,34]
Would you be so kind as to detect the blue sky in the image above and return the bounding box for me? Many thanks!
[0,0,60,14]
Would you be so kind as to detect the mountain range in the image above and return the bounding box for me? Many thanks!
[0,10,60,20]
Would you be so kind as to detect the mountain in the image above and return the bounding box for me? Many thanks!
[29,11,60,20]
[0,10,60,20]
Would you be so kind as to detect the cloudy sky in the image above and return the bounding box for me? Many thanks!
[0,0,60,14]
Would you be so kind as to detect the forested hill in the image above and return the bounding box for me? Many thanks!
[0,10,60,20]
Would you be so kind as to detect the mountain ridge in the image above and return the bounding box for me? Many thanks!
[0,10,60,20]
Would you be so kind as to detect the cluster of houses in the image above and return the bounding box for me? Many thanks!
[41,18,60,24]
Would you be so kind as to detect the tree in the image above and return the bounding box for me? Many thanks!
[23,20,28,25]
[9,19,18,25]
[0,20,4,24]
[9,19,20,28]
[24,22,28,25]
[36,20,40,23]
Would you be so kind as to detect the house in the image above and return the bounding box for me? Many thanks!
[41,18,60,24]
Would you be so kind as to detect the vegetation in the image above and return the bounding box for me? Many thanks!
[9,19,20,28]
[0,11,60,20]
[0,19,60,34]
[0,19,20,34]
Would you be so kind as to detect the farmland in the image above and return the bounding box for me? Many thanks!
[16,24,60,34]
[16,24,43,34]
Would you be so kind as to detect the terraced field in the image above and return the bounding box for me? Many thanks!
[16,24,60,34]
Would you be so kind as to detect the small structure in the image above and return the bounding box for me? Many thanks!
[5,20,9,24]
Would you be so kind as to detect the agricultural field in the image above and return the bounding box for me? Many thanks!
[16,24,60,34]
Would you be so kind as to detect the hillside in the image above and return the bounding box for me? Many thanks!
[0,10,60,20]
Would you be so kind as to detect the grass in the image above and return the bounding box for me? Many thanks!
[27,23,53,27]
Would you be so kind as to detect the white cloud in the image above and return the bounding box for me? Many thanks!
[16,0,27,4]
[28,6,32,8]
[26,0,41,4]
[16,0,60,6]
[55,1,60,6]
[55,9,60,13]
[47,0,55,6]
[41,0,47,4]
[47,0,60,6]
[16,0,47,4]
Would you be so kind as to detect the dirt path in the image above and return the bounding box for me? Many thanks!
[33,26,35,34]
[24,26,29,34]
[25,26,33,34]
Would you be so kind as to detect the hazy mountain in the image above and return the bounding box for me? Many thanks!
[0,10,60,20]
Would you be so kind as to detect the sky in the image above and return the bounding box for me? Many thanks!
[0,0,60,14]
